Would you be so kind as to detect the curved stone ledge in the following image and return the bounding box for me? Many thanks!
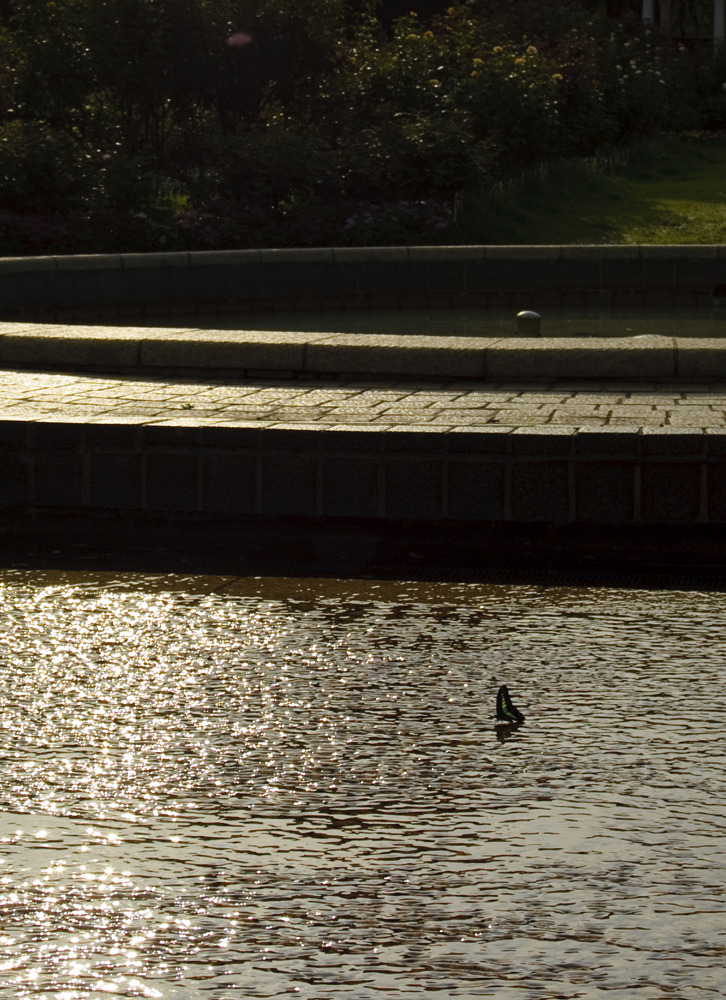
[1,324,726,380]
[2,244,725,380]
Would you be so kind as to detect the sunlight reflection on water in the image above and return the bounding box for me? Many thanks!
[0,570,724,999]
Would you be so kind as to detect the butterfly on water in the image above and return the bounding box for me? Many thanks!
[495,684,525,727]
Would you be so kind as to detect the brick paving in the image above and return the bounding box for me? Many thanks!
[3,368,726,432]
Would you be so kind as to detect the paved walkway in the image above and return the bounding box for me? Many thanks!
[3,368,726,432]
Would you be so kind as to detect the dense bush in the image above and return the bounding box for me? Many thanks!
[0,121,92,212]
[0,0,723,251]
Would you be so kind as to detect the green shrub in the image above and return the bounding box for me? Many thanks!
[0,120,95,212]
[213,124,334,202]
[310,98,488,202]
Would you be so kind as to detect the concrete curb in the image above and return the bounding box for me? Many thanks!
[2,325,726,380]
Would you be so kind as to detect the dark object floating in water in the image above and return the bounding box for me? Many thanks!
[496,684,525,726]
[713,283,726,307]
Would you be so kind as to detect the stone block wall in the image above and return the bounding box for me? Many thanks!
[1,420,723,527]
[2,246,726,317]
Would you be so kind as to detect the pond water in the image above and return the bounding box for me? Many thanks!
[59,303,726,339]
[1,570,725,999]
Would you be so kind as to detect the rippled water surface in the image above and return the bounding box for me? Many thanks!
[1,570,725,999]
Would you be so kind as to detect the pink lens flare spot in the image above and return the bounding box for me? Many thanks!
[227,32,253,47]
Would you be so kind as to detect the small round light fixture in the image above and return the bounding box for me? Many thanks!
[516,310,541,336]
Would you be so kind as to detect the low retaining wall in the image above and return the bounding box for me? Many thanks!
[2,421,723,525]
[2,245,726,316]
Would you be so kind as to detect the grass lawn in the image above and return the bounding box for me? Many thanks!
[456,134,726,244]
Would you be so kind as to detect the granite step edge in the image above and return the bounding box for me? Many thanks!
[0,325,726,379]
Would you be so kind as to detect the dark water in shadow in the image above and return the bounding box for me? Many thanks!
[43,303,726,338]
[0,571,724,998]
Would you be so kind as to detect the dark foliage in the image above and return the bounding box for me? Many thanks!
[0,0,722,251]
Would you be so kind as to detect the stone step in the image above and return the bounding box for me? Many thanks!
[2,323,726,380]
